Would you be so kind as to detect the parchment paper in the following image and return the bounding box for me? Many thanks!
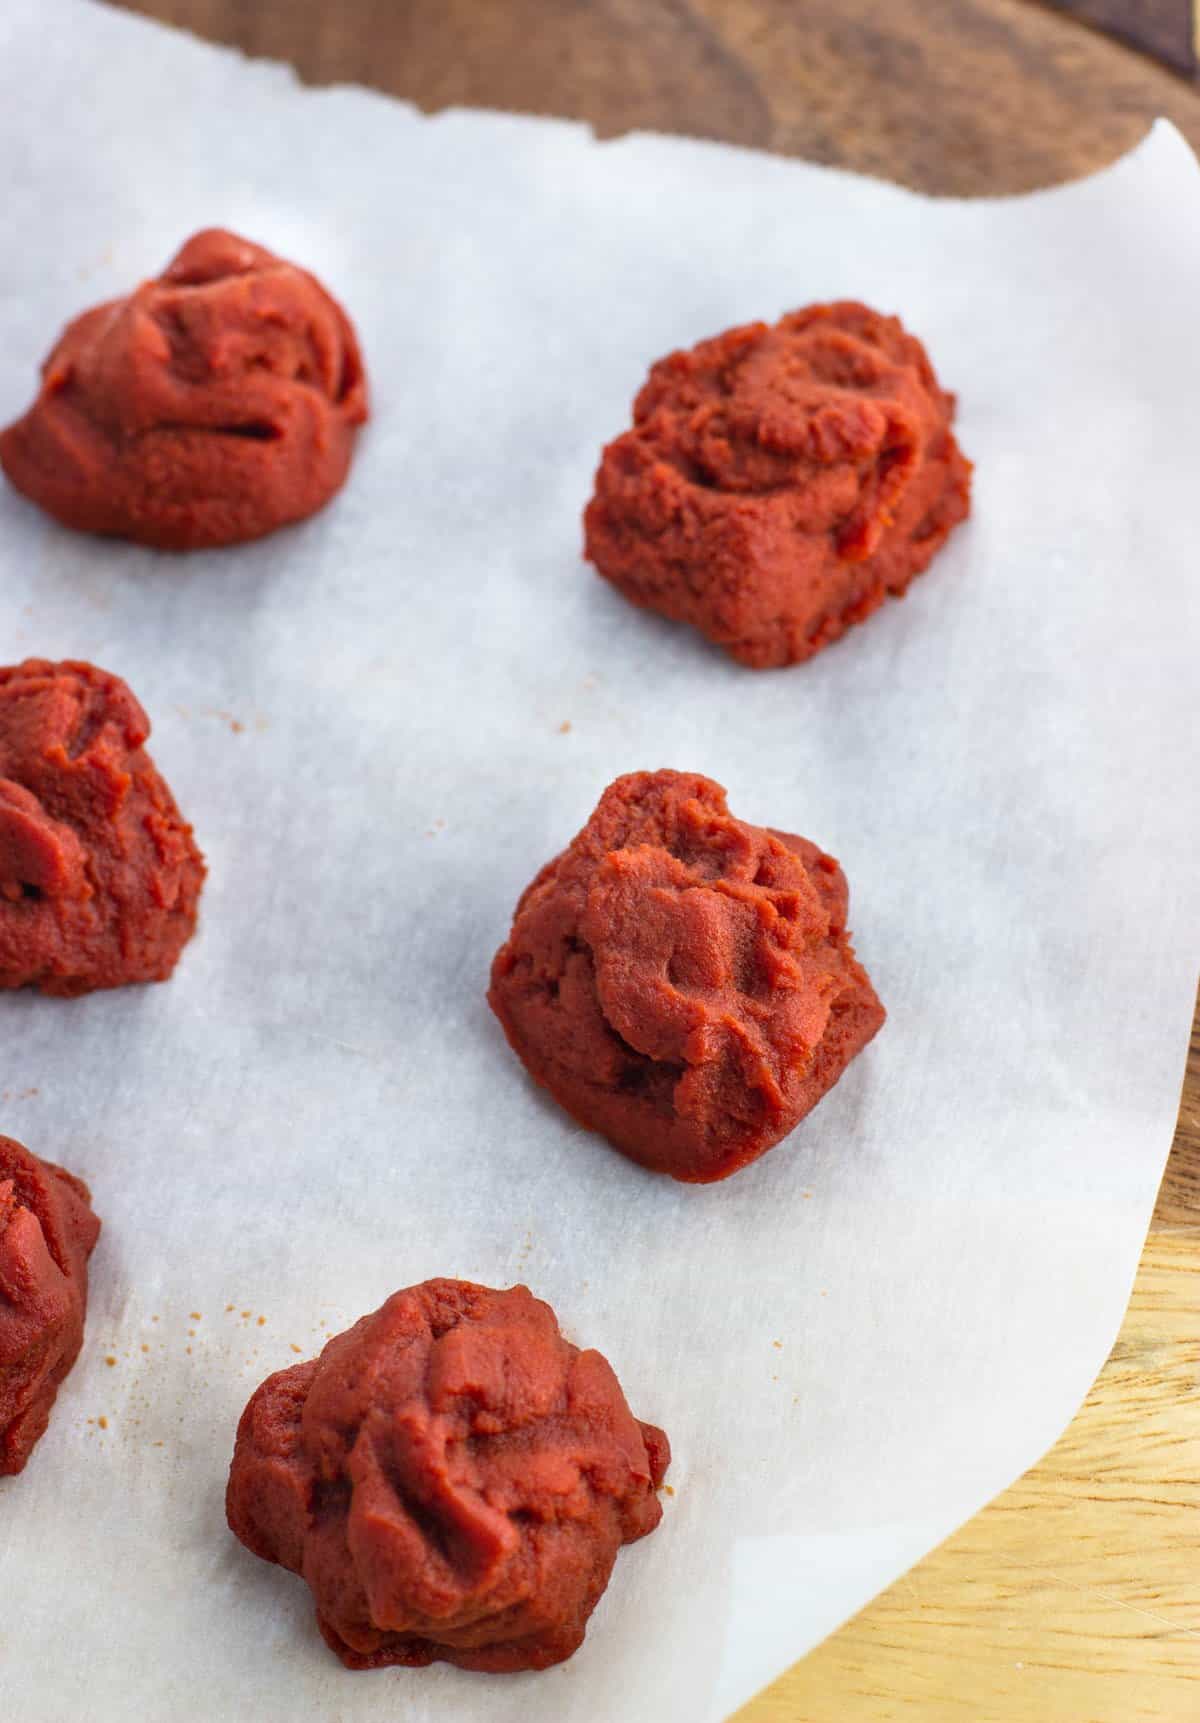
[1,4,1198,1718]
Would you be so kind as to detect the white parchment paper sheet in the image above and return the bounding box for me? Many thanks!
[1,3,1197,1718]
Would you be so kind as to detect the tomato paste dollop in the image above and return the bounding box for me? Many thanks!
[1,1136,100,1476]
[0,229,367,549]
[0,659,204,994]
[226,1280,670,1673]
[489,770,885,1181]
[585,302,970,666]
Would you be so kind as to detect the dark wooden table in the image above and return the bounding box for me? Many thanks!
[109,4,1200,1718]
[114,0,1200,193]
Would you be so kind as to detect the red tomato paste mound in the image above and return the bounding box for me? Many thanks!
[0,228,367,549]
[227,1280,669,1673]
[489,770,885,1181]
[585,301,971,667]
[0,1136,101,1476]
[0,659,205,994]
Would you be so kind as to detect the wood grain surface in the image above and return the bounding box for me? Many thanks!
[106,3,1200,1718]
[1053,0,1197,75]
[113,0,1200,192]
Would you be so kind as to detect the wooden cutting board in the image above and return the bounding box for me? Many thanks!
[105,4,1200,1718]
